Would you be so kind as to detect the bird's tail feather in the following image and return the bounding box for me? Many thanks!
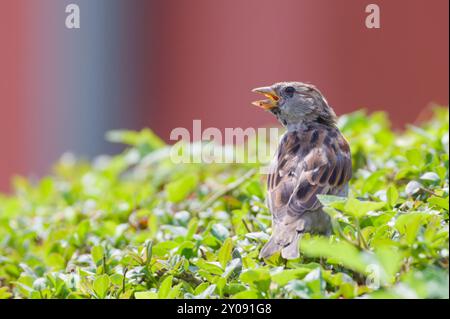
[280,233,301,259]
[259,221,303,260]
[259,236,281,259]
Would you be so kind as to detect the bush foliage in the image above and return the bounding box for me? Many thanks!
[0,108,448,299]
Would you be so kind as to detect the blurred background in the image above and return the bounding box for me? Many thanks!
[0,0,448,191]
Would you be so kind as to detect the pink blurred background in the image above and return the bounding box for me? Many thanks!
[0,0,449,191]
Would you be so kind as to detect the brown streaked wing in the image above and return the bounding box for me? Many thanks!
[267,126,352,219]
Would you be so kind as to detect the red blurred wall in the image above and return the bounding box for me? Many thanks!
[0,3,27,191]
[139,0,448,139]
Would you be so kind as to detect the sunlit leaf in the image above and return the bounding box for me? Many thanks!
[93,275,110,299]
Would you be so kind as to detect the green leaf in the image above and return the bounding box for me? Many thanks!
[166,173,199,203]
[300,237,368,274]
[406,149,422,167]
[343,198,386,219]
[196,260,224,275]
[91,245,104,265]
[186,218,199,240]
[362,170,387,194]
[302,268,326,298]
[374,246,403,284]
[93,274,110,299]
[317,195,347,206]
[222,258,242,280]
[395,212,429,244]
[214,277,227,297]
[428,196,449,210]
[145,241,153,265]
[76,220,90,242]
[271,268,311,286]
[135,291,158,299]
[211,224,230,242]
[0,287,12,299]
[386,185,399,208]
[177,241,196,259]
[285,280,312,299]
[158,275,173,299]
[317,195,347,211]
[218,238,233,268]
[166,283,182,299]
[195,284,217,299]
[232,289,260,299]
[240,269,271,292]
[110,274,124,286]
[244,180,263,198]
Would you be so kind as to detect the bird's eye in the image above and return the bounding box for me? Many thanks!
[284,86,296,97]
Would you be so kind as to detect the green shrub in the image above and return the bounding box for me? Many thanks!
[0,108,448,299]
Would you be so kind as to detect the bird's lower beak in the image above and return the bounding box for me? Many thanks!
[251,86,279,110]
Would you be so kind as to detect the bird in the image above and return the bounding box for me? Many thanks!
[252,82,352,259]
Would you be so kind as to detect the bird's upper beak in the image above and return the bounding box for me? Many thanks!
[251,86,280,110]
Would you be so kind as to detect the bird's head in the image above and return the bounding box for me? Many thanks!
[252,82,337,128]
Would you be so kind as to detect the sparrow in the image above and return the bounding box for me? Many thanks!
[252,82,352,259]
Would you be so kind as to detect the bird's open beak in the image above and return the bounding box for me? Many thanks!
[251,86,279,110]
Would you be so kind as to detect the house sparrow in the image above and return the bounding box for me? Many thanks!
[252,82,352,259]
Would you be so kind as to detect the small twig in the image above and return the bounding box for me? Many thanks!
[332,218,360,248]
[120,267,128,296]
[420,187,441,197]
[176,272,203,286]
[242,218,252,233]
[355,219,370,250]
[199,247,207,259]
[102,255,108,274]
[198,168,258,212]
[154,266,203,287]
